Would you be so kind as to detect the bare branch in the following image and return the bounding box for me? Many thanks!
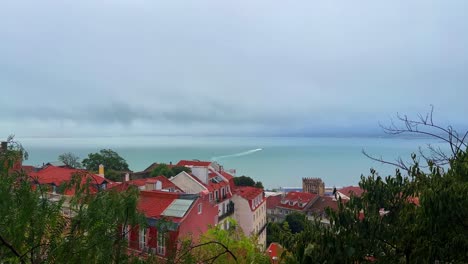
[362,150,410,172]
[0,233,25,263]
[175,240,237,264]
[374,106,468,168]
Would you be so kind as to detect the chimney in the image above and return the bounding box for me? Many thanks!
[98,164,105,178]
[191,166,209,184]
[125,173,130,182]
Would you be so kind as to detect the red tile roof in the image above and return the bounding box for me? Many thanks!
[338,186,364,198]
[219,171,235,190]
[277,191,317,211]
[29,165,110,195]
[266,243,283,263]
[308,196,339,215]
[235,186,263,200]
[219,171,234,181]
[120,176,182,192]
[30,165,107,186]
[266,195,282,210]
[177,160,212,167]
[234,186,265,211]
[138,191,180,218]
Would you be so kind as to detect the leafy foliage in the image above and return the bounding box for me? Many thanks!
[275,152,467,263]
[82,149,129,172]
[233,175,264,189]
[58,152,81,168]
[150,164,191,178]
[0,138,146,263]
[284,212,307,234]
[183,218,270,264]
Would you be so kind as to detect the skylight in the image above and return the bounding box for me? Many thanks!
[161,199,194,218]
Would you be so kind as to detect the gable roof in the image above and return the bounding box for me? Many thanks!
[127,176,182,191]
[235,186,263,200]
[266,243,283,263]
[277,191,318,211]
[30,165,107,185]
[266,194,282,210]
[338,186,364,198]
[177,160,212,167]
[137,191,196,221]
[29,165,110,195]
[308,196,339,215]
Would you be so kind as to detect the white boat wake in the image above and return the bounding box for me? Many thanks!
[211,148,263,161]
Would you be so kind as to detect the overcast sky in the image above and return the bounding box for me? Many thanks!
[1,1,467,138]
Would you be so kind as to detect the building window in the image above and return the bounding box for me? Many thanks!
[215,190,219,201]
[209,193,213,202]
[157,231,166,255]
[140,228,147,249]
[198,203,202,214]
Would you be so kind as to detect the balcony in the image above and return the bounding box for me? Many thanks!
[218,201,235,222]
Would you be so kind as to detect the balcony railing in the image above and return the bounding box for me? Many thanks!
[218,201,235,221]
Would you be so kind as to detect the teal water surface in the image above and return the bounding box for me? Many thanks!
[17,136,447,189]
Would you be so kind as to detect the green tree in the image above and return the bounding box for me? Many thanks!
[183,218,270,264]
[58,152,82,168]
[150,164,191,178]
[0,138,145,263]
[254,181,264,189]
[150,163,174,178]
[284,212,307,234]
[171,165,191,176]
[279,110,468,264]
[82,149,129,172]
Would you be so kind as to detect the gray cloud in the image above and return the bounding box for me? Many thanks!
[1,0,467,137]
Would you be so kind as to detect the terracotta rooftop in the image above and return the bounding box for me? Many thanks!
[177,160,212,167]
[308,196,339,215]
[234,186,263,200]
[124,176,182,192]
[266,243,283,263]
[277,191,317,210]
[138,191,180,218]
[338,186,364,198]
[30,165,107,186]
[137,191,196,221]
[266,194,282,210]
[29,165,110,195]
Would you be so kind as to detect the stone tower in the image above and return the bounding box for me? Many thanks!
[302,177,325,196]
